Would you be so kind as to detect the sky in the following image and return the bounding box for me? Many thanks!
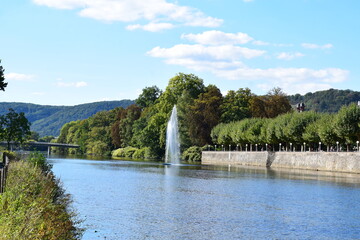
[0,0,359,105]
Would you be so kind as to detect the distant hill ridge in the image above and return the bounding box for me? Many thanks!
[0,100,134,137]
[288,88,360,113]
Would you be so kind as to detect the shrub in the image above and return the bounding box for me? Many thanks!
[27,152,52,173]
[2,150,18,161]
[123,147,138,158]
[182,146,202,162]
[112,148,125,158]
[143,147,157,159]
[0,160,82,239]
[133,148,146,159]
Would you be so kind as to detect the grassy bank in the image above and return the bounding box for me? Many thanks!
[0,154,82,239]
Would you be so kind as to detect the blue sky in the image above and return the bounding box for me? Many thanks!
[1,0,359,105]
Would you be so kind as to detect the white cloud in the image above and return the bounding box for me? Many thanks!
[252,40,270,46]
[301,43,333,49]
[127,22,174,32]
[148,44,265,61]
[181,30,253,45]
[33,0,223,31]
[224,67,348,95]
[148,42,348,95]
[56,81,88,87]
[5,73,35,81]
[277,52,305,60]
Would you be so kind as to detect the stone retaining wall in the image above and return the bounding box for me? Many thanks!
[202,151,360,173]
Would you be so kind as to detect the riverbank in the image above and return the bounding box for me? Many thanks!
[202,151,360,174]
[0,154,82,239]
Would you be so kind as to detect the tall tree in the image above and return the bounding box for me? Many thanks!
[136,86,162,108]
[266,87,292,118]
[0,108,31,150]
[188,85,223,146]
[250,87,292,118]
[0,60,8,91]
[334,103,360,149]
[221,88,252,123]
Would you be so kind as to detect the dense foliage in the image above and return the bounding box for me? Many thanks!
[0,154,82,239]
[0,108,31,149]
[56,73,293,158]
[0,60,7,91]
[288,88,360,113]
[0,100,134,137]
[211,103,360,151]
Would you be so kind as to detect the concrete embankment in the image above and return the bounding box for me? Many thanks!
[202,151,360,174]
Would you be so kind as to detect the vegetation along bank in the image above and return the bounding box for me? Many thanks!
[0,152,82,239]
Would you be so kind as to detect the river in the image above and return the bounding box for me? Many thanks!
[48,157,360,239]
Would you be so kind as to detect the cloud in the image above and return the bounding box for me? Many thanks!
[33,0,223,31]
[148,38,348,94]
[277,52,305,60]
[222,67,348,95]
[5,73,35,81]
[252,40,270,46]
[181,30,253,45]
[127,22,174,32]
[56,81,88,87]
[301,43,333,49]
[148,44,265,61]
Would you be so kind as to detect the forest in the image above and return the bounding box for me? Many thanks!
[54,73,360,159]
[0,100,134,137]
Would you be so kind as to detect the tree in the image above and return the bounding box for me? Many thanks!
[0,60,8,91]
[265,87,292,118]
[221,88,252,123]
[0,108,31,150]
[250,87,292,118]
[188,85,223,146]
[334,103,360,150]
[136,86,162,108]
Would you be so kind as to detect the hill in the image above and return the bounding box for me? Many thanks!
[288,89,360,113]
[0,100,134,137]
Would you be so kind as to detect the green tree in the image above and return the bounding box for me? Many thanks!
[136,86,162,108]
[0,108,31,150]
[250,87,292,118]
[188,85,223,146]
[318,114,339,151]
[266,87,292,118]
[0,60,8,91]
[221,88,252,123]
[334,103,360,150]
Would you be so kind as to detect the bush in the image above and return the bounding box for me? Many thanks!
[133,148,146,159]
[143,147,157,159]
[182,146,202,162]
[27,152,52,173]
[112,148,125,158]
[2,150,18,161]
[0,160,82,239]
[123,147,138,158]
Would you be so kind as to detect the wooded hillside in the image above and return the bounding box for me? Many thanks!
[288,89,360,112]
[0,100,134,137]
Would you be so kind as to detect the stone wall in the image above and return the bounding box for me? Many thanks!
[202,151,360,174]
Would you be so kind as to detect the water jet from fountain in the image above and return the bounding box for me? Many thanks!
[165,105,180,165]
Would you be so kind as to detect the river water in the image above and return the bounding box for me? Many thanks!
[48,157,360,240]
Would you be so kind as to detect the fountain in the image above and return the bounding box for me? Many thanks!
[165,105,180,165]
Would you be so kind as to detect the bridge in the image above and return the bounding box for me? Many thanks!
[0,141,80,155]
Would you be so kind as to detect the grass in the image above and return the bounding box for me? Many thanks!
[0,154,83,239]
